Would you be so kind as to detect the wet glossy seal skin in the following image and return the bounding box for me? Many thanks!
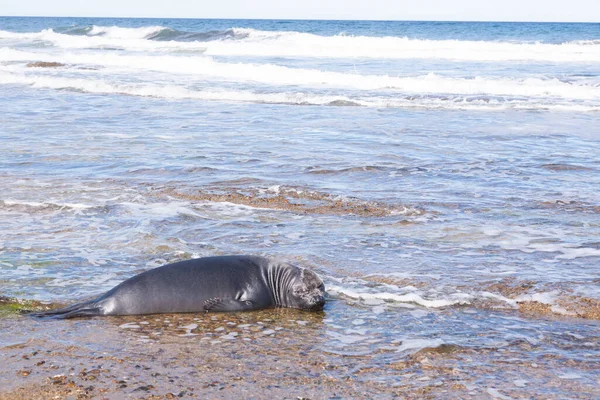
[29,255,326,319]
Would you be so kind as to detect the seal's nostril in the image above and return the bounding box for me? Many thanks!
[311,297,325,310]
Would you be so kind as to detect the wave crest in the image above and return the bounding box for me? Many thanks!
[2,26,599,62]
[1,71,598,111]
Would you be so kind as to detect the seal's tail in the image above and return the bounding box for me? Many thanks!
[27,300,102,319]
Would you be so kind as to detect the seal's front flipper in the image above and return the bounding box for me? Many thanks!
[203,298,257,312]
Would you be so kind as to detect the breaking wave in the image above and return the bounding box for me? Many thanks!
[1,70,598,111]
[1,26,600,62]
[1,48,599,100]
[0,72,597,111]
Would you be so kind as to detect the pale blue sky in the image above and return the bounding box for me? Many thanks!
[0,0,598,22]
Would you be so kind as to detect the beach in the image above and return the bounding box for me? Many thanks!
[2,307,600,399]
[1,17,600,398]
[3,305,600,399]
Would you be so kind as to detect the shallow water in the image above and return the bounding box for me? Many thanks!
[2,306,600,398]
[1,17,600,398]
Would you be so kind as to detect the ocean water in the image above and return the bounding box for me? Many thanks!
[1,17,600,396]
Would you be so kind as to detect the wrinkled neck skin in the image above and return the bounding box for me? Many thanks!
[266,261,298,308]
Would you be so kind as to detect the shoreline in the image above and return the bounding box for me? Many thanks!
[2,305,600,399]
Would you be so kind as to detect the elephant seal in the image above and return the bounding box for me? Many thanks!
[30,255,325,319]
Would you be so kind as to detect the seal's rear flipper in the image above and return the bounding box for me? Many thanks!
[27,301,102,319]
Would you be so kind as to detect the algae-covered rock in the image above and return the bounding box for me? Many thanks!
[0,296,48,318]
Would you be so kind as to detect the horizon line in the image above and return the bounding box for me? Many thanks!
[1,15,599,24]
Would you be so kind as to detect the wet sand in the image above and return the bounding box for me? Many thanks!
[1,310,397,399]
[2,304,600,400]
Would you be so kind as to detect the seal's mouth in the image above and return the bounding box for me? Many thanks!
[304,296,325,311]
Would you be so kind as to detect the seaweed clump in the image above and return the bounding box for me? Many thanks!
[0,296,48,318]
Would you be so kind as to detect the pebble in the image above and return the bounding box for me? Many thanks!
[179,324,198,331]
[119,323,141,329]
[220,333,238,340]
[558,373,582,380]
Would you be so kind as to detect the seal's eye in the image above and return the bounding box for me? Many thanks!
[293,287,308,295]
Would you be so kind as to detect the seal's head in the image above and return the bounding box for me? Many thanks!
[287,268,326,311]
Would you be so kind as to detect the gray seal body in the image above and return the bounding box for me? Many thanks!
[31,256,325,319]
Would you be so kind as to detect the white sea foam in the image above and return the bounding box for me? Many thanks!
[119,201,206,219]
[208,28,600,63]
[2,46,598,99]
[1,27,599,112]
[1,199,96,212]
[2,27,600,62]
[1,70,598,112]
[327,284,472,308]
[87,25,165,39]
[461,225,600,260]
[0,28,206,52]
[327,273,590,317]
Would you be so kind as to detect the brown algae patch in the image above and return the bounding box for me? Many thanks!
[469,279,600,321]
[484,278,539,298]
[26,62,66,68]
[517,301,553,316]
[159,185,424,217]
[540,163,593,172]
[336,274,600,321]
[556,296,600,320]
[535,200,600,213]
